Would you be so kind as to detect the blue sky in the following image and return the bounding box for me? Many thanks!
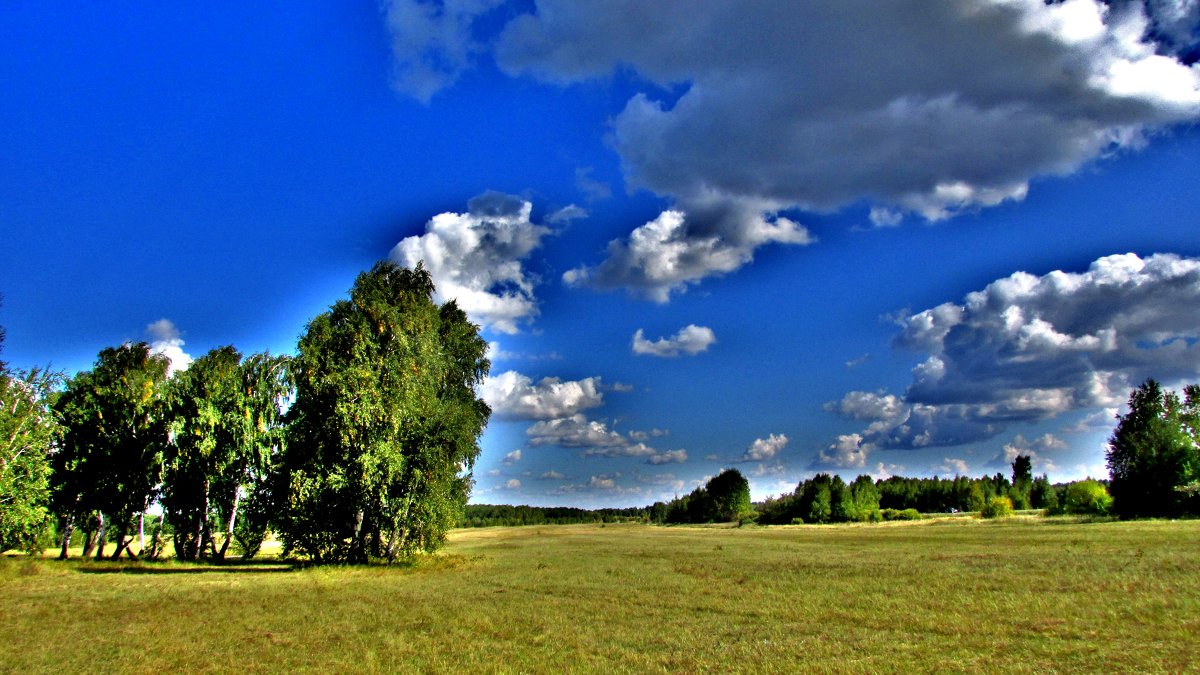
[3,1,1200,507]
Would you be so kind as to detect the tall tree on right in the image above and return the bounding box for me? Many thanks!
[275,262,490,563]
[1106,379,1200,518]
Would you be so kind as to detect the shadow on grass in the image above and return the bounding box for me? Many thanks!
[77,559,296,575]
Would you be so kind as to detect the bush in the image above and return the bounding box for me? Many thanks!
[981,496,1014,519]
[881,508,921,521]
[1063,479,1113,516]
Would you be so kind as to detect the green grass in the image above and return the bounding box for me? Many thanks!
[2,518,1198,673]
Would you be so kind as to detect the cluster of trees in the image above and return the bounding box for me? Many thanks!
[659,469,753,524]
[1107,379,1199,518]
[0,263,491,563]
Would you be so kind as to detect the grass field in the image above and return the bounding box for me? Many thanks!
[2,517,1198,673]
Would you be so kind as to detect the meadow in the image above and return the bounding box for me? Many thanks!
[2,517,1197,673]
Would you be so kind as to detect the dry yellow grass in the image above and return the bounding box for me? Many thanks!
[2,518,1197,672]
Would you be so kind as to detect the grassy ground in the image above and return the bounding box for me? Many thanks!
[2,517,1198,673]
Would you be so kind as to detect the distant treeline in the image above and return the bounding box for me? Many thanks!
[463,467,1090,528]
[459,504,649,527]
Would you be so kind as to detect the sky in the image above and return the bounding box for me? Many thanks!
[3,1,1200,507]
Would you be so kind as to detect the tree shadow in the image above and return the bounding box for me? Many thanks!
[77,559,296,575]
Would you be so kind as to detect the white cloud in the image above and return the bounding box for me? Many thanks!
[869,208,903,228]
[382,0,503,103]
[739,433,789,462]
[527,414,628,448]
[502,449,522,465]
[564,203,813,302]
[832,252,1200,450]
[480,370,605,420]
[498,2,1200,214]
[647,449,688,465]
[486,1,1200,297]
[589,475,618,490]
[390,191,551,334]
[146,318,192,375]
[817,433,872,469]
[632,324,717,357]
[547,204,587,224]
[504,478,521,490]
[938,458,971,476]
[539,470,566,480]
[993,433,1068,473]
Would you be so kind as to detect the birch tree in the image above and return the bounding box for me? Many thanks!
[276,262,489,563]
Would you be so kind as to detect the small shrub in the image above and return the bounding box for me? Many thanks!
[981,496,1014,519]
[881,508,921,521]
[1063,479,1113,516]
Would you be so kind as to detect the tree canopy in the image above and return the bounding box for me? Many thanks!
[1106,379,1200,518]
[275,262,490,563]
[53,343,171,558]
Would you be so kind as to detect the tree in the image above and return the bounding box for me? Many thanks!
[163,347,292,560]
[0,365,61,553]
[1030,475,1058,511]
[275,262,490,563]
[706,468,751,522]
[53,343,170,559]
[1106,380,1200,518]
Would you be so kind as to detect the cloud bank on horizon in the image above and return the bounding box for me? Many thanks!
[823,252,1200,469]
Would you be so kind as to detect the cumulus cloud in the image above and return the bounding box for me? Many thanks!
[632,324,717,357]
[647,449,688,465]
[739,433,789,462]
[938,458,971,476]
[563,203,813,302]
[525,412,687,465]
[502,449,522,465]
[498,1,1200,215]
[479,370,605,420]
[539,469,566,480]
[390,191,551,334]
[504,478,521,490]
[482,1,1200,297]
[146,319,192,375]
[527,414,628,448]
[830,252,1200,459]
[993,433,1068,473]
[817,433,872,469]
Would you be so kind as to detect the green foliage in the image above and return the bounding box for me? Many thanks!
[1062,479,1112,516]
[0,366,61,553]
[881,508,921,521]
[1030,475,1058,511]
[706,469,752,522]
[52,343,171,558]
[1107,380,1200,518]
[163,347,292,560]
[276,262,490,563]
[980,496,1014,519]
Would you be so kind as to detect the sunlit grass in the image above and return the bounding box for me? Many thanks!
[3,518,1197,672]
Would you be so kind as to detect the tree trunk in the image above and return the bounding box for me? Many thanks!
[196,479,210,560]
[216,489,240,560]
[58,513,75,560]
[81,520,98,558]
[138,512,145,553]
[93,512,107,560]
[110,519,131,560]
